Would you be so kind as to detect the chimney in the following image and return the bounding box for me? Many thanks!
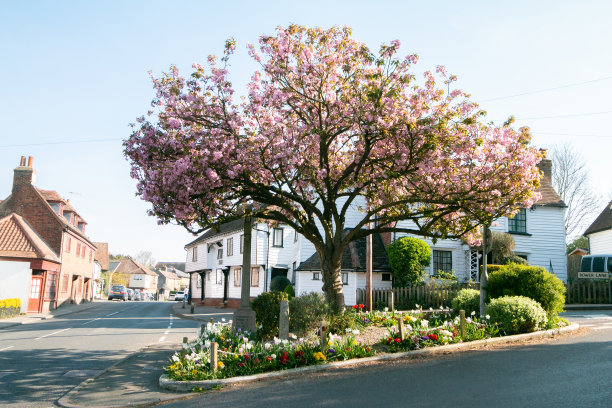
[537,149,552,180]
[12,156,36,194]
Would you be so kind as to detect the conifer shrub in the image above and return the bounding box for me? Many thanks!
[289,292,329,337]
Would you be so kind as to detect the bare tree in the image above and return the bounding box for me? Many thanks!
[133,250,156,269]
[550,143,602,240]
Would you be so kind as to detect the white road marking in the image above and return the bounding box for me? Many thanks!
[164,330,170,334]
[106,311,120,317]
[159,336,166,342]
[35,328,71,340]
[0,346,14,351]
[80,318,101,325]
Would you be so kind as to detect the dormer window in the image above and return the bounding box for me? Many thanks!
[77,222,85,232]
[63,212,71,223]
[49,202,60,214]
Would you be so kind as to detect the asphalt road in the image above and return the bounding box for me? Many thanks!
[160,311,612,408]
[0,300,200,408]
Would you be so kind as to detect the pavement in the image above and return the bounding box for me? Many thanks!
[0,299,100,329]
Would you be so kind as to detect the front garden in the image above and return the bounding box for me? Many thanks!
[165,264,570,383]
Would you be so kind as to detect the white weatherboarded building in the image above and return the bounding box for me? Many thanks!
[184,158,567,307]
[584,200,612,254]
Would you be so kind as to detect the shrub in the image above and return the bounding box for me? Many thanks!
[0,298,20,309]
[503,255,528,265]
[386,237,431,287]
[488,264,566,316]
[485,296,547,334]
[283,284,295,299]
[490,231,515,264]
[251,291,289,339]
[327,310,358,334]
[270,276,292,292]
[451,289,480,316]
[289,292,329,337]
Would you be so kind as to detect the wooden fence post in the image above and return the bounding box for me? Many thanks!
[388,290,394,311]
[459,310,466,340]
[210,342,218,373]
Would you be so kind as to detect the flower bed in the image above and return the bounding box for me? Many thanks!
[0,298,21,320]
[166,322,374,381]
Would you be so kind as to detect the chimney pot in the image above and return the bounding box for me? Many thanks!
[27,156,33,167]
[19,156,25,166]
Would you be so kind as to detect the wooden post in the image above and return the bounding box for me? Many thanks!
[279,300,289,340]
[397,317,406,341]
[459,310,466,340]
[320,321,327,353]
[183,336,188,345]
[190,303,195,314]
[210,318,214,324]
[388,290,394,311]
[210,342,218,373]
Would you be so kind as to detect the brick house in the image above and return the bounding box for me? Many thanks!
[0,157,97,310]
[112,258,158,295]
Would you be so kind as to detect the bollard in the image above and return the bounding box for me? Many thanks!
[182,298,186,309]
[210,342,218,373]
[459,310,466,340]
[320,321,327,353]
[397,317,406,341]
[190,303,195,314]
[210,318,214,324]
[183,337,188,344]
[279,300,289,340]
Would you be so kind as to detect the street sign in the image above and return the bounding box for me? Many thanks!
[578,272,610,279]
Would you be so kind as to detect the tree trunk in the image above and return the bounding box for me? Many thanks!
[319,249,345,314]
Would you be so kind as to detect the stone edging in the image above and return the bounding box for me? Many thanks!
[159,323,580,392]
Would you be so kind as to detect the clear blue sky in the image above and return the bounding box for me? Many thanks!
[1,0,611,262]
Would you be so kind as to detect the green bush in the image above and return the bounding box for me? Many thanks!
[485,296,547,334]
[503,255,529,265]
[451,289,481,316]
[488,264,565,316]
[270,276,292,292]
[251,291,289,339]
[387,237,431,287]
[283,284,295,299]
[327,311,359,335]
[289,292,329,337]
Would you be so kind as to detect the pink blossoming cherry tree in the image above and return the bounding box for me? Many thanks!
[124,25,541,312]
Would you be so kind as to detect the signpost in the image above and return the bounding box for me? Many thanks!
[577,271,612,304]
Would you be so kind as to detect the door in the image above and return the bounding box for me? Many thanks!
[28,276,43,313]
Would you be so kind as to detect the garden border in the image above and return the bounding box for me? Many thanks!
[159,323,579,392]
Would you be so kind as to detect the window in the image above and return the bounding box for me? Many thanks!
[62,275,69,292]
[217,248,223,259]
[432,250,452,275]
[76,243,81,256]
[292,261,297,284]
[312,272,320,280]
[240,234,244,254]
[251,267,259,287]
[381,273,391,281]
[608,257,612,273]
[234,268,241,287]
[63,212,71,223]
[294,230,298,243]
[134,275,143,280]
[273,228,284,247]
[192,247,197,262]
[342,272,349,285]
[81,245,86,259]
[44,273,57,300]
[593,257,605,272]
[50,202,60,214]
[227,237,233,256]
[508,208,527,233]
[196,274,202,288]
[216,269,223,284]
[65,237,71,253]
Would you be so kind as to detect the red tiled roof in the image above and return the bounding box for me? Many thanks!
[0,213,60,262]
[114,258,158,276]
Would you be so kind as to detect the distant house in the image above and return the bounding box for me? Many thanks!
[156,262,188,289]
[112,258,158,294]
[155,265,182,299]
[584,200,612,253]
[0,157,98,311]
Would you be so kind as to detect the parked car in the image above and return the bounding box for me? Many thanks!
[174,290,186,301]
[133,289,142,301]
[127,288,134,300]
[109,285,128,301]
[168,291,176,301]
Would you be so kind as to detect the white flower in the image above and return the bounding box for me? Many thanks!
[353,329,360,335]
[271,354,276,359]
[421,320,429,328]
[273,337,281,345]
[405,324,412,331]
[172,354,179,362]
[246,343,253,350]
[415,304,420,309]
[221,318,226,322]
[264,343,271,350]
[243,337,249,343]
[440,330,453,337]
[470,311,476,316]
[282,339,289,345]
[485,314,490,320]
[345,328,352,333]
[439,306,444,310]
[384,307,389,312]
[429,307,433,311]
[466,317,472,324]
[258,324,263,329]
